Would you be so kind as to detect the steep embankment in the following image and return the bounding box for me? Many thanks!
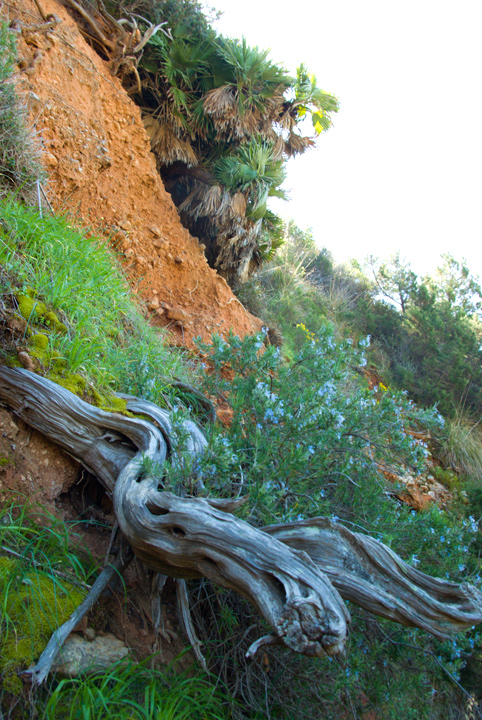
[3,0,262,346]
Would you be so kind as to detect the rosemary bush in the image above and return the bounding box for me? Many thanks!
[190,328,480,719]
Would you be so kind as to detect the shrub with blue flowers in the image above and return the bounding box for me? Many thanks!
[191,327,480,719]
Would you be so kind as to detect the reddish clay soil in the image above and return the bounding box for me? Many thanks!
[0,0,262,657]
[0,0,455,673]
[0,407,79,510]
[2,0,262,348]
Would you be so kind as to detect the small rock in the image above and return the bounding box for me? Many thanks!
[99,156,112,169]
[174,256,184,264]
[45,31,59,46]
[43,152,58,168]
[155,307,165,317]
[52,633,128,677]
[149,297,160,309]
[22,30,42,47]
[166,307,189,322]
[28,91,41,111]
[148,224,162,238]
[17,351,35,371]
[83,627,96,642]
[152,239,165,248]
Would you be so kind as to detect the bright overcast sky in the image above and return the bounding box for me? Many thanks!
[211,0,482,278]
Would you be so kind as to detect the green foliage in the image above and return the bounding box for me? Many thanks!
[430,254,482,314]
[353,254,482,418]
[195,330,466,566]
[119,0,219,41]
[0,503,92,695]
[115,2,339,277]
[188,329,479,719]
[236,222,365,357]
[293,63,340,134]
[0,199,195,404]
[42,660,229,720]
[212,140,286,221]
[0,22,43,200]
[364,252,418,313]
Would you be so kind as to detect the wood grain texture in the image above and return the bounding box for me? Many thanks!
[1,365,481,662]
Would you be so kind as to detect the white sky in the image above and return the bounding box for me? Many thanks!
[211,0,482,278]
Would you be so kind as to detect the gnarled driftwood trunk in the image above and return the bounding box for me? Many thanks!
[0,365,481,678]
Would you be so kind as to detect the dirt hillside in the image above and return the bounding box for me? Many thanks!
[2,0,263,347]
[0,0,264,662]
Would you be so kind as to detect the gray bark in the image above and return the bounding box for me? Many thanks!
[1,365,481,669]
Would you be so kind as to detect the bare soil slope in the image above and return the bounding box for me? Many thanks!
[0,0,262,663]
[3,0,262,347]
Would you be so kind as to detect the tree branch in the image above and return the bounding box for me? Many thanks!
[1,365,481,672]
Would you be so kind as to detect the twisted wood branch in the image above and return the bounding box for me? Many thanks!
[1,365,481,678]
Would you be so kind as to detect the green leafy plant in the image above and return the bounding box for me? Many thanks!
[0,199,195,405]
[0,22,43,200]
[185,329,480,719]
[42,660,230,720]
[0,502,93,695]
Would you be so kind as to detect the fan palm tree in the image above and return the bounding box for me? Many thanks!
[68,0,338,283]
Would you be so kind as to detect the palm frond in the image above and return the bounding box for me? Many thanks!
[212,156,258,193]
[285,132,315,157]
[271,134,286,161]
[142,116,197,166]
[178,180,232,221]
[312,88,340,113]
[230,191,247,217]
[203,84,237,117]
[311,111,332,134]
[257,211,286,261]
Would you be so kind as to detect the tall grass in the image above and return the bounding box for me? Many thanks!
[236,228,367,357]
[0,199,194,400]
[0,22,43,201]
[42,661,230,720]
[439,410,482,479]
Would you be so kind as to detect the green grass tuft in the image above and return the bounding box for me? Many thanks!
[42,660,230,720]
[0,199,195,407]
[0,22,44,201]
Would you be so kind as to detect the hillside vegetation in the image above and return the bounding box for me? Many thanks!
[1,5,482,720]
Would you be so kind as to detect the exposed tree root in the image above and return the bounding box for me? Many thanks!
[1,365,482,681]
[265,519,482,639]
[60,0,172,86]
[23,541,133,685]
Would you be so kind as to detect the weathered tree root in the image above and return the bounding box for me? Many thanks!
[23,542,133,685]
[113,483,350,658]
[1,366,482,676]
[265,519,482,639]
